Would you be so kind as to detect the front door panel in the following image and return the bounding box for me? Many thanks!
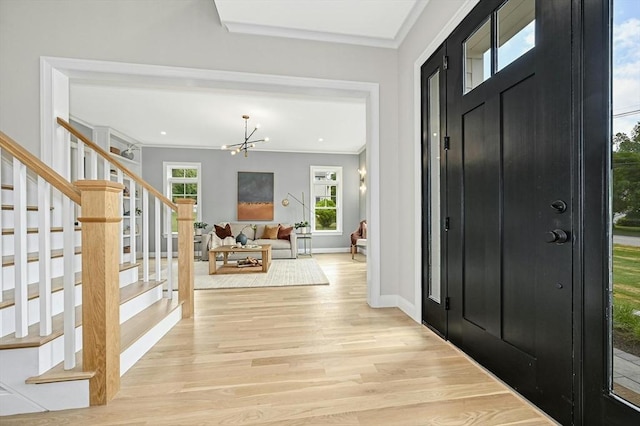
[445,0,573,423]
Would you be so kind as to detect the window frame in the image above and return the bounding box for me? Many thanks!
[163,162,201,235]
[310,165,343,235]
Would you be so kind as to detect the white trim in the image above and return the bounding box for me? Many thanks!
[220,0,430,50]
[394,0,431,48]
[163,161,202,234]
[299,247,351,254]
[42,56,381,310]
[412,0,480,322]
[223,21,399,49]
[309,165,343,234]
[143,144,363,156]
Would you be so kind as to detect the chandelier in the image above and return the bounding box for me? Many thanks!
[221,115,269,157]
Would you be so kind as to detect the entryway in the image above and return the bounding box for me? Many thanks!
[421,0,640,423]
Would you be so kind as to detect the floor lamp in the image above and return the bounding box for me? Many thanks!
[281,192,310,225]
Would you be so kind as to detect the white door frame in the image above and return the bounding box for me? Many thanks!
[40,56,382,307]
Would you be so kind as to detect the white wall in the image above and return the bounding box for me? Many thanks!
[0,0,476,317]
[397,0,479,319]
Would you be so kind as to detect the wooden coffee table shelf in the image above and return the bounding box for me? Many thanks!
[209,244,272,275]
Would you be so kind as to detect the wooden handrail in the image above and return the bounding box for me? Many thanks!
[0,131,82,205]
[57,117,177,212]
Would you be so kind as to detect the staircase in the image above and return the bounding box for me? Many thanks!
[0,121,195,416]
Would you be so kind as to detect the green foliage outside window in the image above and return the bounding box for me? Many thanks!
[315,198,337,230]
[613,122,640,226]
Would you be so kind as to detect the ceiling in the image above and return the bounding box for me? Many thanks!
[213,0,429,48]
[70,0,430,155]
[70,83,366,154]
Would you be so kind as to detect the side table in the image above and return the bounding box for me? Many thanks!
[296,232,312,256]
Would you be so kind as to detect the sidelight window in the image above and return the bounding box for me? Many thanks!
[609,0,640,409]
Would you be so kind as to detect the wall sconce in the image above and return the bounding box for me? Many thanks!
[358,168,366,193]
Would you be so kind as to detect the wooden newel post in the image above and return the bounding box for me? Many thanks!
[75,180,124,406]
[176,199,195,318]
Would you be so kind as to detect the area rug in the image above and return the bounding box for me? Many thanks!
[193,258,330,289]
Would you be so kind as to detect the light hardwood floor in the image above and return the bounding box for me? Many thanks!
[4,254,554,425]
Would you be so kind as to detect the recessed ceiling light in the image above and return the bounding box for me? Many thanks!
[318,138,324,142]
[160,131,167,135]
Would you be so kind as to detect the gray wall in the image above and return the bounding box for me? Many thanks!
[142,147,360,251]
[0,0,475,317]
[359,149,366,221]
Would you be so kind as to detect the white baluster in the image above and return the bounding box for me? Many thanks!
[38,177,52,336]
[143,189,149,281]
[13,158,28,338]
[63,196,76,369]
[117,170,124,265]
[165,205,172,299]
[130,180,137,265]
[155,199,161,280]
[102,158,110,180]
[76,140,85,180]
[0,147,3,306]
[88,150,97,180]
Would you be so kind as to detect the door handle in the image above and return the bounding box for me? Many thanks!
[545,229,570,244]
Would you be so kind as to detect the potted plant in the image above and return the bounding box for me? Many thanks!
[194,221,208,236]
[294,221,310,234]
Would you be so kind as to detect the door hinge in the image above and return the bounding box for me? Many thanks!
[443,55,449,70]
[445,297,450,310]
[444,217,450,231]
[444,136,450,150]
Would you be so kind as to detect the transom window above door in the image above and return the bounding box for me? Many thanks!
[464,0,536,94]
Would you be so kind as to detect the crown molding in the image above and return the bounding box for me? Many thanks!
[222,21,400,49]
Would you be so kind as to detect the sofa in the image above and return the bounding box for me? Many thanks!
[202,222,297,261]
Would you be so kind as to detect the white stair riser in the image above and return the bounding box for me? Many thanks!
[1,211,49,229]
[120,286,162,323]
[0,345,89,415]
[121,304,181,375]
[1,231,81,257]
[2,253,82,290]
[1,285,82,338]
[119,266,139,288]
[1,265,140,337]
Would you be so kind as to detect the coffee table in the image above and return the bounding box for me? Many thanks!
[209,244,272,275]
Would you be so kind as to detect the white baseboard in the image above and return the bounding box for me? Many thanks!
[120,304,182,375]
[298,247,350,254]
[397,296,419,323]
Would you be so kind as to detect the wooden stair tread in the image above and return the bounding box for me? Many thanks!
[25,296,179,385]
[0,272,82,309]
[121,298,181,352]
[120,280,164,305]
[2,247,82,267]
[0,264,141,308]
[1,204,39,211]
[0,279,165,349]
[2,226,81,235]
[25,351,95,384]
[0,306,82,349]
[120,261,141,272]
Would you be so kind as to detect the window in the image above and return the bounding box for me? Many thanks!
[463,0,536,94]
[163,162,201,233]
[310,166,342,234]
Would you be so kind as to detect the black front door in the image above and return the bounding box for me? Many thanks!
[445,0,573,423]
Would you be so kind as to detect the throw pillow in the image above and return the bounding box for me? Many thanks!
[214,223,233,239]
[261,224,279,239]
[277,224,293,240]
